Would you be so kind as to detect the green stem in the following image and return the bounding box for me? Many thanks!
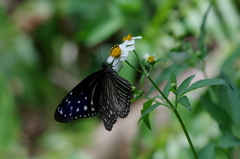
[142,96,171,109]
[173,109,199,159]
[146,75,175,110]
[130,50,198,158]
[147,75,198,159]
[133,50,147,73]
[125,61,144,74]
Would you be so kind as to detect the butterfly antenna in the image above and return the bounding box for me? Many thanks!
[98,46,102,63]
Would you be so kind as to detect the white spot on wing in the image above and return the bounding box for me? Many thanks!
[84,106,88,110]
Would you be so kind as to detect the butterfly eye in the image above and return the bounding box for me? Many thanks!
[54,62,132,131]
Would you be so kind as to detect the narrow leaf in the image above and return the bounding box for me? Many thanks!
[170,73,177,84]
[169,73,177,94]
[140,74,145,88]
[177,96,192,111]
[201,96,232,132]
[138,100,153,130]
[155,58,166,63]
[218,134,240,148]
[181,78,233,96]
[163,79,172,98]
[177,75,195,98]
[198,144,216,159]
[141,103,161,117]
[147,63,187,95]
[198,2,212,56]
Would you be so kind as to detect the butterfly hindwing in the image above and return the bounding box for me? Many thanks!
[97,65,132,130]
[111,72,132,118]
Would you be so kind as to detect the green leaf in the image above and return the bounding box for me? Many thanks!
[140,74,145,88]
[177,96,192,111]
[77,17,124,47]
[170,73,177,84]
[147,63,187,95]
[163,79,172,98]
[201,96,232,133]
[218,134,240,148]
[198,2,212,56]
[141,103,161,117]
[177,75,195,98]
[198,144,216,159]
[138,99,154,130]
[181,78,233,96]
[155,58,166,63]
[169,73,177,94]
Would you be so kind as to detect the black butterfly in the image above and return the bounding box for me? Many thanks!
[54,62,132,131]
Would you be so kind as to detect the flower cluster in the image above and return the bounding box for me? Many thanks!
[143,53,156,64]
[107,33,157,71]
[107,34,142,71]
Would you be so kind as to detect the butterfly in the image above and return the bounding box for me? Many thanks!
[54,62,132,131]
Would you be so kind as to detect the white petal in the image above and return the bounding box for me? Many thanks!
[113,58,120,66]
[124,40,135,45]
[143,53,149,59]
[113,62,122,72]
[119,43,127,50]
[120,52,129,61]
[132,36,142,40]
[107,56,114,64]
[124,45,135,51]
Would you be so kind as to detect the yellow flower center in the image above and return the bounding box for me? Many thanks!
[147,56,155,63]
[109,44,121,58]
[122,33,132,41]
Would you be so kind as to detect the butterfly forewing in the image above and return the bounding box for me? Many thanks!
[54,71,101,122]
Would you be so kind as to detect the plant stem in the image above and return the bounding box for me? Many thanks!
[146,75,175,110]
[147,75,198,159]
[173,109,199,159]
[130,50,198,158]
[125,61,144,74]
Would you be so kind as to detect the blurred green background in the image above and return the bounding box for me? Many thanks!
[0,0,240,159]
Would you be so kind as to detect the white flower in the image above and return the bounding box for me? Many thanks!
[107,43,134,71]
[112,61,123,72]
[122,33,142,45]
[143,53,156,63]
